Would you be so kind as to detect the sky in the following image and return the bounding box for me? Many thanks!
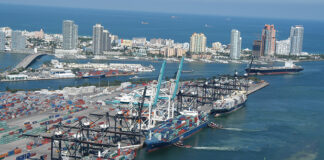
[1,0,324,21]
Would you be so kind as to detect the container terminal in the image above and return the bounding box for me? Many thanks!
[0,57,268,160]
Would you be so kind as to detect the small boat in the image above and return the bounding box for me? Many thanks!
[174,141,192,148]
[141,21,149,25]
[208,122,222,129]
[130,76,139,79]
[182,70,194,73]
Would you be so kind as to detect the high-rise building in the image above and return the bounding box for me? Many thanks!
[252,40,262,58]
[276,39,291,55]
[230,29,242,59]
[175,48,187,57]
[72,24,78,48]
[0,31,5,51]
[289,25,304,55]
[107,34,112,51]
[212,42,222,51]
[260,24,276,57]
[63,20,78,50]
[11,30,26,51]
[189,33,206,53]
[92,24,104,54]
[165,47,175,57]
[102,30,112,51]
[133,37,146,46]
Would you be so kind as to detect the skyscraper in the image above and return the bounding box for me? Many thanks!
[63,20,78,50]
[189,33,206,53]
[276,39,291,55]
[11,30,26,51]
[252,40,262,58]
[102,30,112,51]
[92,24,104,54]
[260,24,276,57]
[0,31,5,51]
[72,24,78,49]
[230,29,242,59]
[289,25,304,55]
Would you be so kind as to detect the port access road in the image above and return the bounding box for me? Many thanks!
[14,53,47,70]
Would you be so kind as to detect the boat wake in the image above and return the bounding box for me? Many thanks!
[222,128,243,131]
[192,146,261,152]
[221,128,265,132]
[192,146,238,151]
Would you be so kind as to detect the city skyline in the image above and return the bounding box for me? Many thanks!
[0,1,324,21]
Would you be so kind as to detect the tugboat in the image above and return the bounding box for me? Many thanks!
[173,141,192,148]
[208,122,223,129]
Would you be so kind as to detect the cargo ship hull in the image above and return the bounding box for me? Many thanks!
[246,68,303,75]
[82,74,105,78]
[145,122,208,152]
[211,102,245,116]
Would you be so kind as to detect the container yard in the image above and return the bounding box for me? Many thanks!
[0,76,268,160]
[0,58,269,160]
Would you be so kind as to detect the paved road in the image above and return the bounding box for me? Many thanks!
[14,53,46,69]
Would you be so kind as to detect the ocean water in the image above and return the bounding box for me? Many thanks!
[0,4,324,53]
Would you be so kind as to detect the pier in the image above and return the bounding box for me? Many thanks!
[14,53,47,70]
[247,81,269,95]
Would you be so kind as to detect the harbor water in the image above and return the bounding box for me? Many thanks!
[136,61,324,160]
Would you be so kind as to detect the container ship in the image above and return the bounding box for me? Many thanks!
[78,70,106,78]
[246,61,303,75]
[144,111,208,152]
[212,91,247,117]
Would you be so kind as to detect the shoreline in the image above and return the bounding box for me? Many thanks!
[0,72,137,82]
[1,52,324,64]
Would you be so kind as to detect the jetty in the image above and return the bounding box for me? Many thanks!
[247,80,269,95]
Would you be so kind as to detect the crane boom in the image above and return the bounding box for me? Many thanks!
[171,57,184,100]
[153,60,166,106]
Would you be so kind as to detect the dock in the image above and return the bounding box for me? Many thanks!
[247,81,269,95]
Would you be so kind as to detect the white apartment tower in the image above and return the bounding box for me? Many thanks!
[230,29,242,59]
[63,20,78,50]
[92,24,104,54]
[190,33,206,53]
[289,25,304,55]
[0,31,5,51]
